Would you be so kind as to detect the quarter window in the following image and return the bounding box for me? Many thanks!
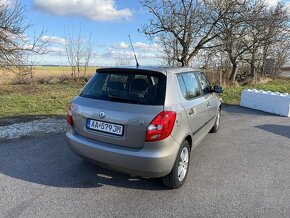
[177,72,200,99]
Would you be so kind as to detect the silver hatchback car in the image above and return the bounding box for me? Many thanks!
[66,67,223,188]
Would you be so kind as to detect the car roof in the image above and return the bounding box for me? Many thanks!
[96,66,203,75]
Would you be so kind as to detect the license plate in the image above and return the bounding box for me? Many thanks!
[86,119,123,136]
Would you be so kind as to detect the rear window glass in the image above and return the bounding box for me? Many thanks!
[80,70,166,105]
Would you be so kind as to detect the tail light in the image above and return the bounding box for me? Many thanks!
[67,102,73,126]
[145,111,176,142]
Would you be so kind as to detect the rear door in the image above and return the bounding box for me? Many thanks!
[72,69,166,149]
[176,72,208,143]
[195,71,219,121]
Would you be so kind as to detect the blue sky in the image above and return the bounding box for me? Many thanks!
[22,0,160,66]
[20,0,288,66]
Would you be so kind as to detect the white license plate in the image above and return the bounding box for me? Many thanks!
[86,119,123,136]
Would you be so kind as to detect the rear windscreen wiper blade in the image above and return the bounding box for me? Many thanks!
[107,94,144,104]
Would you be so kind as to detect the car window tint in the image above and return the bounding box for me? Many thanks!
[80,71,166,105]
[177,72,200,99]
[196,72,211,94]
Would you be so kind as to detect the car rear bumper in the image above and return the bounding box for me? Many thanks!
[66,131,180,178]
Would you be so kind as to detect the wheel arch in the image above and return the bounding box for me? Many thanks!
[184,135,192,151]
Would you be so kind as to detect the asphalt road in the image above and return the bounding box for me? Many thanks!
[1,106,290,218]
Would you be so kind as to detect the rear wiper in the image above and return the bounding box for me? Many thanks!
[107,94,131,102]
[107,95,144,104]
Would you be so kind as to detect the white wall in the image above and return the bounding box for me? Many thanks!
[240,89,290,117]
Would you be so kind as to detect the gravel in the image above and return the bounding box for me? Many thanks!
[0,118,67,140]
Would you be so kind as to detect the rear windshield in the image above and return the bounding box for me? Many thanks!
[80,70,166,105]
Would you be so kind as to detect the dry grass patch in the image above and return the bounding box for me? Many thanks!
[0,66,96,85]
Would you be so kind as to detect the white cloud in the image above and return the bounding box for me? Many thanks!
[263,0,290,8]
[0,0,9,7]
[33,0,133,21]
[46,46,66,54]
[22,44,34,50]
[0,0,16,8]
[112,42,129,49]
[139,52,159,59]
[103,49,159,59]
[264,0,279,7]
[103,50,133,58]
[41,35,66,45]
[133,42,161,52]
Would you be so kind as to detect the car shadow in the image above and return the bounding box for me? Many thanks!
[255,124,290,140]
[0,134,167,190]
[222,105,279,117]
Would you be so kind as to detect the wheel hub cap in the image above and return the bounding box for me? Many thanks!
[178,147,189,182]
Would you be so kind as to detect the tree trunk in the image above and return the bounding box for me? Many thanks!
[30,65,33,79]
[180,58,189,67]
[219,67,223,85]
[250,49,257,80]
[230,62,238,82]
[261,45,269,76]
[250,60,256,80]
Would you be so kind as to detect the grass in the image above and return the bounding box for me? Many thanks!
[0,77,289,118]
[0,83,84,118]
[221,78,290,105]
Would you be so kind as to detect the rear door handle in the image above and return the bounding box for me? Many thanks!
[189,108,195,115]
[207,102,210,107]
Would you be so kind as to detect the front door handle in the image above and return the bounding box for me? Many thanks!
[189,108,195,115]
[207,102,210,107]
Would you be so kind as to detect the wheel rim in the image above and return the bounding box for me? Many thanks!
[178,147,189,182]
[216,110,220,128]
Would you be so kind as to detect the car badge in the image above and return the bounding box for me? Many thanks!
[99,112,106,118]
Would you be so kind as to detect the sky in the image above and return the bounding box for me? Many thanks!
[22,0,160,66]
[18,0,288,66]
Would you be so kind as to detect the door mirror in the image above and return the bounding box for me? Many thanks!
[212,85,223,93]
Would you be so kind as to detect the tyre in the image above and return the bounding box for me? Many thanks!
[162,140,190,189]
[210,107,221,133]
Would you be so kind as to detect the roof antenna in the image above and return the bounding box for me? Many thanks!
[128,35,139,68]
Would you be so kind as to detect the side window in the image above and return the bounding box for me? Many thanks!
[177,72,201,99]
[196,72,211,94]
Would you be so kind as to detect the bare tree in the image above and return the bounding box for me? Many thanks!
[18,53,40,81]
[140,0,237,66]
[268,41,290,79]
[260,4,290,77]
[157,32,179,66]
[215,0,257,82]
[64,29,94,80]
[114,57,132,66]
[0,0,47,69]
[141,0,290,83]
[243,2,290,80]
[213,0,290,82]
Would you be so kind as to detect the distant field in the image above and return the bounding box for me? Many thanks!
[0,66,97,84]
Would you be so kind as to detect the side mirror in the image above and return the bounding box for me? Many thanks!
[212,85,223,93]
